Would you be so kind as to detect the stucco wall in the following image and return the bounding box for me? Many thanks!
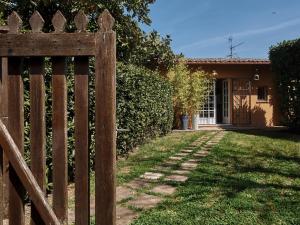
[188,63,280,127]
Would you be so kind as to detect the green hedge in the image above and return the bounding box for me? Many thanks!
[269,38,300,128]
[23,61,173,184]
[116,63,173,155]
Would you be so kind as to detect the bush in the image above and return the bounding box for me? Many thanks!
[116,63,173,155]
[22,61,173,185]
[269,38,300,128]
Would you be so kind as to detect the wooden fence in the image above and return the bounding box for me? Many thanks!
[0,10,116,225]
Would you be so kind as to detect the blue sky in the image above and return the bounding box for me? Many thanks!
[141,0,300,59]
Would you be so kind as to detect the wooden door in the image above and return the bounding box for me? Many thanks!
[232,79,251,125]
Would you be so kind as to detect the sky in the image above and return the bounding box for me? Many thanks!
[141,0,300,59]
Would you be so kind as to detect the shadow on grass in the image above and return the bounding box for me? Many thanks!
[231,129,300,143]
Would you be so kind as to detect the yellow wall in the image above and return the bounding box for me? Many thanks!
[188,63,280,127]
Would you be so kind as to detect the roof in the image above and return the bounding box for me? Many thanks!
[185,58,270,65]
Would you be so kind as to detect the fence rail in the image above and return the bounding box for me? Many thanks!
[0,9,116,225]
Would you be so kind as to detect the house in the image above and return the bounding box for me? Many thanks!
[186,58,280,128]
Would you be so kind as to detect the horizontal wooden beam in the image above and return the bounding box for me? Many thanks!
[0,33,96,56]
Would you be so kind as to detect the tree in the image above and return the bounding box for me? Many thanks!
[269,38,300,129]
[0,0,176,70]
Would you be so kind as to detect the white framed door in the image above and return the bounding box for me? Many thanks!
[222,79,230,124]
[198,81,216,125]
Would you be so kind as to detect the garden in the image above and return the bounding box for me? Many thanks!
[0,1,300,225]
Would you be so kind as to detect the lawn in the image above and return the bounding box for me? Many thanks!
[130,130,300,225]
[116,131,206,185]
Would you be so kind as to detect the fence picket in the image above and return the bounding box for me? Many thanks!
[29,57,46,225]
[74,57,90,225]
[8,57,25,225]
[52,57,68,224]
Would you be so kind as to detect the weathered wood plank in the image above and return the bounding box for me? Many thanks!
[95,20,117,225]
[8,57,25,225]
[0,120,60,225]
[0,57,8,220]
[0,58,3,223]
[52,57,68,224]
[0,33,96,57]
[0,57,7,225]
[29,57,46,225]
[74,57,90,225]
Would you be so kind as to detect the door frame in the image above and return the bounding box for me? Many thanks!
[222,79,231,124]
[198,80,216,125]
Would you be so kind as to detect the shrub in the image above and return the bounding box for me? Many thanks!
[269,38,300,128]
[116,63,173,155]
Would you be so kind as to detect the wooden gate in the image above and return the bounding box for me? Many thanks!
[0,10,116,225]
[232,79,251,125]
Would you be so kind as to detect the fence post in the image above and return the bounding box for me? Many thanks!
[95,10,117,225]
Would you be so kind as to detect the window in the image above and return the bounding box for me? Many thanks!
[257,86,268,101]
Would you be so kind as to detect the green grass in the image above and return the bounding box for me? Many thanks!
[116,131,206,185]
[131,130,300,225]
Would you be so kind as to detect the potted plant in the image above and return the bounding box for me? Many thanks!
[168,60,215,130]
[167,61,190,130]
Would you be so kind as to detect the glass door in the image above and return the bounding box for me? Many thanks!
[222,79,230,124]
[198,81,216,125]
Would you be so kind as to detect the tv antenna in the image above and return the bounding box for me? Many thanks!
[227,36,244,58]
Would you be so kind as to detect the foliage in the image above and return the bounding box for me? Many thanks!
[0,0,176,71]
[116,63,173,155]
[167,61,214,116]
[167,61,190,115]
[129,31,178,72]
[269,38,300,128]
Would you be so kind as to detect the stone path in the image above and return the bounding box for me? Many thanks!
[114,131,225,225]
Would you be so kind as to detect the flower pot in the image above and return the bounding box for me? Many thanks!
[192,114,198,130]
[181,115,189,130]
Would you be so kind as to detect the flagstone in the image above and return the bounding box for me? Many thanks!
[117,186,136,202]
[172,169,190,175]
[169,156,183,161]
[151,184,176,196]
[165,174,188,182]
[116,206,139,225]
[140,172,164,180]
[126,179,151,190]
[127,194,163,210]
[181,162,198,169]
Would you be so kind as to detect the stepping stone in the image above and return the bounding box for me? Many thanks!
[165,174,188,182]
[127,193,163,210]
[181,162,198,170]
[116,206,139,225]
[117,186,136,202]
[140,172,164,180]
[172,169,190,175]
[193,152,209,157]
[180,149,193,153]
[126,179,151,190]
[175,152,189,157]
[151,184,176,196]
[163,160,178,166]
[169,156,183,161]
[154,165,172,172]
[187,159,201,163]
